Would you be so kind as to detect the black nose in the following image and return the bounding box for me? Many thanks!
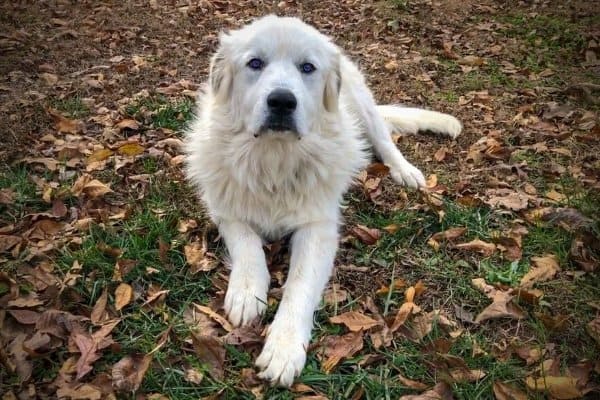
[267,89,297,115]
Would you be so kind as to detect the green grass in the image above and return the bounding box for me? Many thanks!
[50,96,90,119]
[125,94,195,132]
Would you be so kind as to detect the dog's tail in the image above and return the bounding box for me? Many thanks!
[376,105,462,138]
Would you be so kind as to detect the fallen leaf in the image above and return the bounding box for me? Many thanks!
[455,239,496,256]
[190,333,226,379]
[329,311,380,332]
[431,227,467,242]
[396,374,428,390]
[193,304,233,332]
[520,255,560,288]
[525,376,583,399]
[117,142,144,156]
[323,284,348,306]
[115,119,140,131]
[493,381,528,400]
[320,331,363,373]
[48,109,84,134]
[586,316,600,346]
[472,278,526,323]
[399,382,453,400]
[351,225,381,245]
[114,283,133,311]
[485,189,529,211]
[86,149,113,164]
[90,289,108,325]
[449,368,486,382]
[112,354,152,392]
[56,383,103,400]
[71,175,112,199]
[184,242,217,273]
[184,368,204,384]
[73,332,101,380]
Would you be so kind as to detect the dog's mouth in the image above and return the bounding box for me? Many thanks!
[256,114,299,137]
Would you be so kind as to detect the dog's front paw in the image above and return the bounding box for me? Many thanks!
[389,161,426,189]
[256,323,308,387]
[224,275,268,327]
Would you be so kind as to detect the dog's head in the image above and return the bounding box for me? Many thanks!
[209,15,341,138]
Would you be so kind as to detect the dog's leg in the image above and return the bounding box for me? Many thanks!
[256,221,338,387]
[340,57,460,188]
[220,220,270,326]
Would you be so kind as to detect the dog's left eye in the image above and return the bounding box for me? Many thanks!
[300,62,316,74]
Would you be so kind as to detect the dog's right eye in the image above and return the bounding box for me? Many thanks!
[247,58,264,70]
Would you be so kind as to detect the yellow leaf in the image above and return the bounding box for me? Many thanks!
[117,143,145,156]
[114,283,133,311]
[525,376,583,399]
[87,148,113,164]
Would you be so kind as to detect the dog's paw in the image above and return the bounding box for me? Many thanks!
[389,161,426,189]
[429,114,462,139]
[224,277,268,327]
[256,323,307,387]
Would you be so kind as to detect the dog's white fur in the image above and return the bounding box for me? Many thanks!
[185,15,461,386]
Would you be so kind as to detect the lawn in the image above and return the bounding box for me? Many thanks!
[1,1,599,399]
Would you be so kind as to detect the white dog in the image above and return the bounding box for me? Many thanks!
[185,15,461,386]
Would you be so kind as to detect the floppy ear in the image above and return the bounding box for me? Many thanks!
[323,55,341,112]
[209,34,233,103]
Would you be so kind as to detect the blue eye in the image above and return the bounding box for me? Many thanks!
[300,62,316,74]
[247,58,264,70]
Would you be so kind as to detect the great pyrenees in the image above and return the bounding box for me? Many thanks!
[185,15,461,386]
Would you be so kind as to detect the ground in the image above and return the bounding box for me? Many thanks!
[1,0,599,399]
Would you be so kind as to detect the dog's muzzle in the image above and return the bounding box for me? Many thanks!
[259,89,298,135]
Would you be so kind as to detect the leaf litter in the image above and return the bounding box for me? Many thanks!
[1,0,599,398]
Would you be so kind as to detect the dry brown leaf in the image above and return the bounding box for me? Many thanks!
[455,239,496,256]
[114,283,133,311]
[493,381,528,400]
[112,354,152,392]
[397,374,428,390]
[56,383,103,400]
[350,225,381,245]
[525,376,584,399]
[90,289,108,325]
[73,332,101,380]
[48,109,84,134]
[193,303,233,332]
[184,368,204,384]
[586,316,600,346]
[485,189,529,211]
[449,368,486,382]
[390,301,416,332]
[329,311,380,332]
[520,255,560,288]
[399,382,453,400]
[191,333,226,379]
[0,235,22,252]
[323,284,348,306]
[115,119,140,131]
[320,331,363,373]
[71,175,112,199]
[184,242,217,273]
[472,278,526,323]
[0,188,15,204]
[431,227,467,242]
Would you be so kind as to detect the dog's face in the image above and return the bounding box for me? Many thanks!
[209,15,341,138]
